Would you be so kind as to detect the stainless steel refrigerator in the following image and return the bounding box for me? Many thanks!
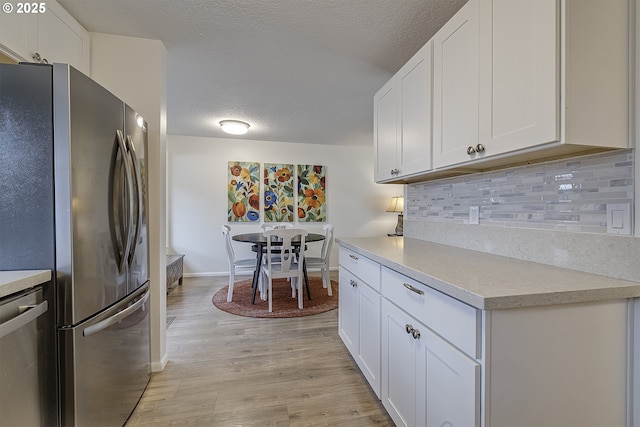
[0,62,150,427]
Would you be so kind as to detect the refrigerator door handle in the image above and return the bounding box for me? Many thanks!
[115,130,135,273]
[125,135,143,267]
[82,289,149,337]
[0,300,48,339]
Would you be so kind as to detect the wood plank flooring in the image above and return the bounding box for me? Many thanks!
[126,273,394,426]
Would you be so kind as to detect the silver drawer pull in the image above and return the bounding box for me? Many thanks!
[350,279,358,287]
[403,283,424,295]
[412,328,421,340]
[405,323,413,334]
[349,254,359,260]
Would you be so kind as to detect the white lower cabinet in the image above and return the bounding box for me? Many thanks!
[416,323,480,427]
[381,299,418,426]
[339,244,637,427]
[382,299,480,427]
[338,266,381,397]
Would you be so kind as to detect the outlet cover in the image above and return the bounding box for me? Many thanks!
[469,206,479,225]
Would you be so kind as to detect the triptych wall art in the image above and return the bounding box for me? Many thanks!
[227,161,327,223]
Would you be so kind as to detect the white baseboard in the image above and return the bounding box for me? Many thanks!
[184,266,338,278]
[151,352,169,372]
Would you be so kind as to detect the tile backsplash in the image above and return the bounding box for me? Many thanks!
[407,150,634,234]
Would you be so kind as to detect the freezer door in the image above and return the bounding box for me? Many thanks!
[53,64,128,325]
[0,63,55,271]
[58,283,150,427]
[124,104,149,293]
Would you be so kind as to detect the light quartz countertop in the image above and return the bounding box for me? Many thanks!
[0,270,51,299]
[337,237,640,310]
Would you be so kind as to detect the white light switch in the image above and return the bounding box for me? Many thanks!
[606,203,631,235]
[611,209,624,229]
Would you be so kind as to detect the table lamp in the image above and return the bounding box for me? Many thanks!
[386,196,404,236]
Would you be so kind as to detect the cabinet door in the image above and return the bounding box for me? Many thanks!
[478,0,559,154]
[373,79,397,182]
[416,327,481,427]
[397,40,432,177]
[0,12,35,61]
[36,1,90,73]
[338,268,359,356]
[381,299,417,427]
[357,279,381,398]
[433,0,479,168]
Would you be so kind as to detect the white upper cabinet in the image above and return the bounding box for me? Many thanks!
[374,80,398,182]
[432,0,480,168]
[0,0,90,74]
[374,41,432,183]
[478,0,559,155]
[433,0,629,169]
[0,8,35,61]
[380,0,630,181]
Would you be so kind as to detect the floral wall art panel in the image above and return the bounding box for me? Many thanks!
[228,161,260,222]
[264,163,295,222]
[297,164,326,222]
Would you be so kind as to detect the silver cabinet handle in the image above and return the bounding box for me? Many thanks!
[349,254,359,261]
[467,146,476,155]
[404,323,421,340]
[475,143,485,153]
[412,328,421,339]
[31,52,48,64]
[350,279,358,287]
[403,283,424,295]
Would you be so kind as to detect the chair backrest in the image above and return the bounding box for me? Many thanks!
[261,222,294,231]
[221,225,236,264]
[320,224,334,261]
[264,228,308,275]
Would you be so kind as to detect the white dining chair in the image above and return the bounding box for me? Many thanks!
[261,228,308,312]
[222,225,258,302]
[260,222,294,231]
[305,224,334,296]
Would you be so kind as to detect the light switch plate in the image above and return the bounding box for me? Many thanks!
[606,203,631,235]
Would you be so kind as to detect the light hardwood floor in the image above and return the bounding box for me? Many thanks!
[126,273,394,426]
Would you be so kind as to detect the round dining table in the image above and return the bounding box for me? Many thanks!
[232,232,325,304]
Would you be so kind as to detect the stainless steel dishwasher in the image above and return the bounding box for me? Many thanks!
[0,286,49,427]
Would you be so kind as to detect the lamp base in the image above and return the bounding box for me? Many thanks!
[394,214,403,236]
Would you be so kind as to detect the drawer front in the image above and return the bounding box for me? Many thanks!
[339,247,381,291]
[381,266,479,358]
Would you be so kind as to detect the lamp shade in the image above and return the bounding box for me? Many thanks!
[386,196,404,213]
[220,120,250,135]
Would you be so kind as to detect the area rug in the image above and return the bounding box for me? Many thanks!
[212,277,338,318]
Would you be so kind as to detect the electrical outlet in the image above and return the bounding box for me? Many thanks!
[469,206,479,225]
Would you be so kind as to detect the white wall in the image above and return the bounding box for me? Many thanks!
[90,33,168,371]
[168,135,402,275]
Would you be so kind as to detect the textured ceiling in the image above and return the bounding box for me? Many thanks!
[58,0,467,145]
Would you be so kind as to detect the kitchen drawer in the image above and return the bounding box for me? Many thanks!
[381,266,480,358]
[339,247,381,291]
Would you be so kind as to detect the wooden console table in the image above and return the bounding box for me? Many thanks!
[166,254,185,292]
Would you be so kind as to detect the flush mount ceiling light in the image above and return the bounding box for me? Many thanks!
[219,120,250,135]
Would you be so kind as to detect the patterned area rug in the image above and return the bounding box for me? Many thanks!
[212,277,338,318]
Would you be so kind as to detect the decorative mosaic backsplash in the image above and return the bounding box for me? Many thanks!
[406,150,634,234]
